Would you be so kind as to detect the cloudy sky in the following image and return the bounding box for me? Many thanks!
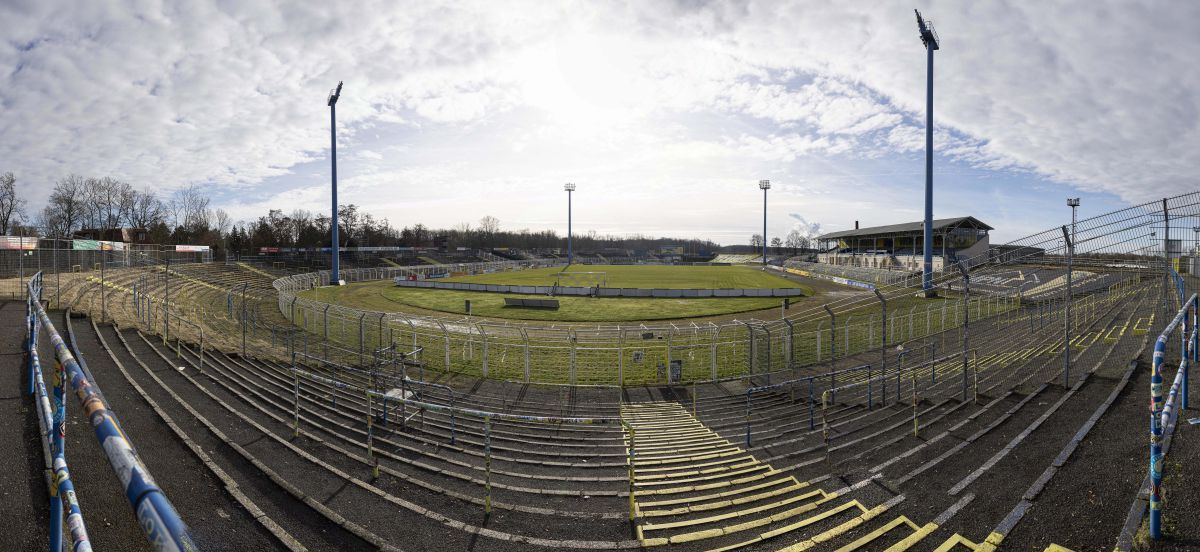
[2,0,1196,245]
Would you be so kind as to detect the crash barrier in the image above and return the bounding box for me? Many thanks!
[25,271,195,551]
[393,278,808,298]
[24,273,91,552]
[288,366,634,518]
[1147,279,1196,540]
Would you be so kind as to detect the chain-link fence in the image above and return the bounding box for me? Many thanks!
[9,192,1193,391]
[266,193,1194,387]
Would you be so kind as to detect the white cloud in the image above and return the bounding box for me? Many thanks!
[0,0,1195,242]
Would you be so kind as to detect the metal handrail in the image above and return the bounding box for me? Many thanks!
[25,279,91,552]
[27,272,195,551]
[1148,288,1197,539]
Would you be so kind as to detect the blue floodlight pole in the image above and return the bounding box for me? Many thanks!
[565,183,576,265]
[328,81,343,285]
[916,10,939,296]
[759,180,771,266]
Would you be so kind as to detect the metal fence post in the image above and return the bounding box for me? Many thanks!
[957,262,970,402]
[569,330,577,385]
[711,325,720,381]
[816,321,823,363]
[1062,225,1073,387]
[163,256,169,341]
[624,421,636,521]
[521,328,530,382]
[744,322,756,379]
[874,289,887,406]
[478,324,489,378]
[484,415,492,514]
[237,285,247,358]
[762,325,772,384]
[783,319,794,370]
[912,365,919,437]
[666,328,673,375]
[941,302,947,350]
[437,321,450,371]
[359,312,366,366]
[823,305,836,402]
[367,390,378,479]
[745,389,752,447]
[844,315,851,355]
[618,330,625,385]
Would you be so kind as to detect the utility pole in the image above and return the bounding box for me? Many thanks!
[916,9,940,297]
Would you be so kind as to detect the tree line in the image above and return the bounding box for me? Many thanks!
[3,173,722,255]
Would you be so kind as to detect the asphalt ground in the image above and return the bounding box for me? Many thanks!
[0,301,50,551]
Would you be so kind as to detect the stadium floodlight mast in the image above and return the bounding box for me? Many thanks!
[328,81,344,285]
[564,183,576,265]
[759,179,771,266]
[916,9,940,297]
[1067,198,1080,243]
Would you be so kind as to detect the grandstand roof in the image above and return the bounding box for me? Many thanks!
[817,216,992,240]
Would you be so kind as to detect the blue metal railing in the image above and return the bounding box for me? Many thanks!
[26,273,91,552]
[1148,267,1194,540]
[26,272,196,551]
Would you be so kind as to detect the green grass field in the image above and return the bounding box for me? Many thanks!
[300,264,813,322]
[442,264,805,289]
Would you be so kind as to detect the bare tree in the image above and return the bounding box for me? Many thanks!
[478,215,500,234]
[290,209,312,245]
[0,172,26,234]
[750,234,763,248]
[127,188,166,228]
[39,174,87,236]
[785,228,802,255]
[80,176,131,229]
[172,184,211,232]
[214,208,232,237]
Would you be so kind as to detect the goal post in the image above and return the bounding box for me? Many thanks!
[555,271,607,288]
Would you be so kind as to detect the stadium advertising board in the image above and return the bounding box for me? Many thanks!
[831,276,875,289]
[0,236,38,250]
[788,266,875,290]
[73,239,124,251]
[175,244,210,252]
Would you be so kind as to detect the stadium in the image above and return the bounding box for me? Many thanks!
[1,191,1195,552]
[3,5,1200,552]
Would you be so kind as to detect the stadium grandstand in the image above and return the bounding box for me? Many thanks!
[1,191,1199,552]
[817,216,992,271]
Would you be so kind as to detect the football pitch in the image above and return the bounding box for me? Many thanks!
[443,264,806,289]
[301,264,816,322]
